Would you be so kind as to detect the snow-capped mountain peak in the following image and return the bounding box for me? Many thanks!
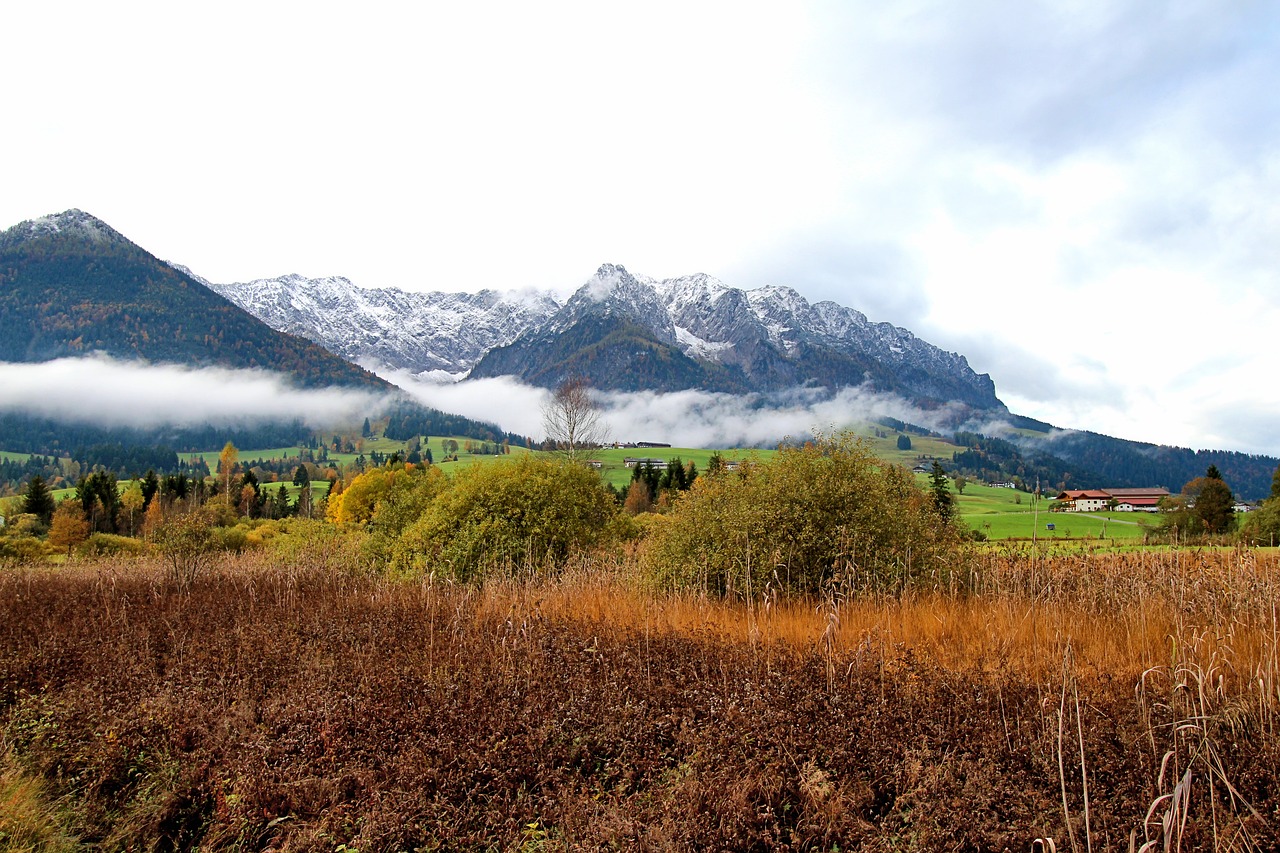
[204,272,560,380]
[198,262,1001,411]
[0,209,132,249]
[553,264,676,344]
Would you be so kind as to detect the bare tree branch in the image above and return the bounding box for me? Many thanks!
[541,377,607,461]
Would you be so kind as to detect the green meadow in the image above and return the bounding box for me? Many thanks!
[583,446,773,489]
[188,446,308,468]
[419,442,773,490]
[954,480,1158,540]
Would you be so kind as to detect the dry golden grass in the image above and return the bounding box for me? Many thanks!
[465,547,1280,697]
[1,544,1276,850]
[0,749,79,853]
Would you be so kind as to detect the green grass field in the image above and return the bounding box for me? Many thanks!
[252,481,334,500]
[50,486,78,503]
[188,446,308,468]
[860,431,959,469]
[954,481,1158,540]
[585,446,774,489]
[411,442,772,489]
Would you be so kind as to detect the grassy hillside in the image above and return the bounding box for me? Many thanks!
[953,481,1158,541]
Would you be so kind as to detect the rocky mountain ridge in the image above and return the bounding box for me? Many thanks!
[213,263,1003,412]
[207,274,559,379]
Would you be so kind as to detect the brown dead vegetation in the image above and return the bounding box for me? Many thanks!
[1,548,1277,851]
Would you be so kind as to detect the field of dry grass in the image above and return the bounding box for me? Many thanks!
[1,546,1277,851]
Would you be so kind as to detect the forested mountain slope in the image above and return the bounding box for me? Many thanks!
[0,210,386,390]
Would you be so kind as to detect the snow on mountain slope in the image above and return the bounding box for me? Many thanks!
[654,272,991,403]
[0,208,131,247]
[206,274,560,377]
[199,263,999,409]
[547,264,677,344]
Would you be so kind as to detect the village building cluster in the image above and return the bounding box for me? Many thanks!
[1052,487,1170,512]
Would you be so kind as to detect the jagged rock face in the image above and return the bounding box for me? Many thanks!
[475,264,1002,410]
[209,261,1003,411]
[550,264,679,345]
[207,275,560,377]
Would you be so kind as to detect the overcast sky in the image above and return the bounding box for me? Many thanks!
[3,1,1277,457]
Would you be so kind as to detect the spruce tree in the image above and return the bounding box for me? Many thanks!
[1195,466,1235,535]
[141,469,160,510]
[669,457,688,491]
[642,462,662,499]
[929,461,953,521]
[78,471,120,533]
[273,484,292,519]
[21,475,56,525]
[240,469,262,518]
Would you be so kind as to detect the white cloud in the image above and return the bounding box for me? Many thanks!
[0,357,386,430]
[384,372,550,439]
[391,371,959,449]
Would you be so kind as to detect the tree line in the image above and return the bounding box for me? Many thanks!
[950,429,1280,501]
[0,411,312,458]
[381,398,528,448]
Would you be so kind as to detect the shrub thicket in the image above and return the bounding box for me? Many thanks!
[361,464,449,565]
[390,456,620,580]
[641,431,964,596]
[154,507,220,586]
[1241,502,1280,545]
[78,532,146,557]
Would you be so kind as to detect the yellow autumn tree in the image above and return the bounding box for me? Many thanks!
[142,495,166,542]
[328,466,413,527]
[219,441,238,501]
[48,500,90,556]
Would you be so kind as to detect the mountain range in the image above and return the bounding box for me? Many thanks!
[196,270,559,381]
[0,210,523,453]
[211,263,1004,413]
[2,209,1277,499]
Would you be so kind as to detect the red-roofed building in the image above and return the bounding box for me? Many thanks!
[1055,490,1112,512]
[1054,487,1169,512]
[1103,487,1169,512]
